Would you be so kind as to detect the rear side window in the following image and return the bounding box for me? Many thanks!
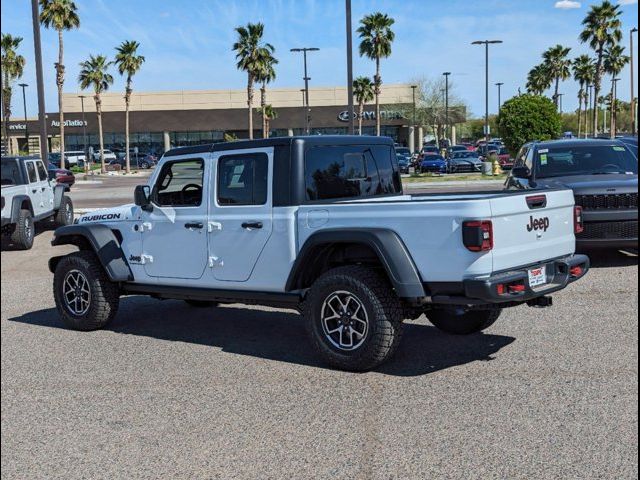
[217,153,268,206]
[36,161,48,181]
[26,162,38,183]
[304,145,401,201]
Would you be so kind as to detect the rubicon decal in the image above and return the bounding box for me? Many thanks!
[527,216,550,232]
[80,213,122,222]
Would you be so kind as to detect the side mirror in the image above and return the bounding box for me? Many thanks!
[511,166,531,179]
[134,185,152,211]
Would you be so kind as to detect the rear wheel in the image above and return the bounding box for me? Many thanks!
[10,209,34,250]
[53,251,120,331]
[427,308,501,335]
[303,265,404,371]
[55,196,74,226]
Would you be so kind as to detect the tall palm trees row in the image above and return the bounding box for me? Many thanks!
[232,12,395,139]
[1,34,26,155]
[526,0,629,137]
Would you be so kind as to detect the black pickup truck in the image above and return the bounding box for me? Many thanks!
[506,139,638,249]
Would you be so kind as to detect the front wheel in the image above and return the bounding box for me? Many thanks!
[427,308,501,335]
[303,265,404,371]
[53,251,120,331]
[55,196,74,226]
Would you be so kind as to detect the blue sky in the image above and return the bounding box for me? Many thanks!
[1,0,638,117]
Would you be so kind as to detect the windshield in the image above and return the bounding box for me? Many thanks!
[535,144,638,178]
[453,152,479,159]
[1,160,22,186]
[396,148,410,155]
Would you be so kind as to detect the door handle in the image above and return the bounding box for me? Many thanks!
[241,221,263,230]
[184,222,204,229]
[41,187,46,192]
[32,189,38,194]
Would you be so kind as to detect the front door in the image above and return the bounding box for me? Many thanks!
[209,149,273,282]
[141,157,209,279]
[24,160,47,218]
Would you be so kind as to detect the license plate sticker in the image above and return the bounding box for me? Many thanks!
[528,266,547,287]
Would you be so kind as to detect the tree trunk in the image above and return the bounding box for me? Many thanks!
[577,91,583,137]
[592,47,604,137]
[610,82,616,139]
[95,94,105,174]
[125,80,131,174]
[554,77,560,108]
[375,57,381,137]
[57,29,66,169]
[247,74,254,140]
[261,83,267,139]
[2,70,10,155]
[358,100,364,135]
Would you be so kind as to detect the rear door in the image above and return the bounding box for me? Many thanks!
[209,148,273,282]
[490,190,576,272]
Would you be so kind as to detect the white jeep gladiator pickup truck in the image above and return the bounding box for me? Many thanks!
[2,156,74,249]
[48,136,589,370]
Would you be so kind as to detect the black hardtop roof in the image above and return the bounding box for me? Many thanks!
[526,138,628,149]
[163,135,395,158]
[1,155,42,163]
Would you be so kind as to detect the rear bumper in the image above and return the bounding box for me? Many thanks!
[429,254,590,306]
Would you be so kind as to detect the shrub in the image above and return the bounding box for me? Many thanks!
[497,94,562,155]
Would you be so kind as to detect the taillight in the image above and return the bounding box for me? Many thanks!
[462,220,493,252]
[574,206,584,234]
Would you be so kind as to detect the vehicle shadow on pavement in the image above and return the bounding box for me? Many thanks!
[9,298,515,377]
[1,222,58,251]
[580,249,638,268]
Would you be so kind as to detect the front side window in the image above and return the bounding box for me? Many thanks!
[36,161,48,182]
[305,145,401,201]
[217,153,268,206]
[1,160,22,186]
[26,161,38,183]
[153,159,204,207]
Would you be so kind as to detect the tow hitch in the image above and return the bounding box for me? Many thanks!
[527,296,553,308]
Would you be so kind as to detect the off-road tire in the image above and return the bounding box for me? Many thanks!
[184,300,218,308]
[10,209,34,250]
[53,251,120,331]
[54,196,74,226]
[427,308,502,335]
[303,265,404,372]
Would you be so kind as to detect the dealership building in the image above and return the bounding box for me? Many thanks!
[4,83,465,156]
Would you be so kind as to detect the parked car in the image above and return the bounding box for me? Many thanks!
[496,147,514,169]
[109,153,158,170]
[47,164,75,190]
[48,151,86,167]
[447,145,469,158]
[92,149,117,162]
[418,154,448,174]
[505,138,638,249]
[448,151,483,173]
[48,135,588,371]
[478,143,501,160]
[396,154,410,174]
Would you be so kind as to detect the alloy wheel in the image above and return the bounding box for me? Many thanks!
[320,290,369,351]
[62,269,91,316]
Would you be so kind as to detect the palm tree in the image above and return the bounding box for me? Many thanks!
[1,34,26,155]
[233,23,274,140]
[526,64,551,95]
[78,55,113,173]
[542,45,572,107]
[352,76,374,135]
[579,0,622,136]
[39,0,80,169]
[357,12,395,136]
[572,55,595,137]
[114,40,145,173]
[255,50,277,139]
[258,104,277,136]
[603,44,629,137]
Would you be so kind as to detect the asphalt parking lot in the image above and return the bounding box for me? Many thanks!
[1,182,638,479]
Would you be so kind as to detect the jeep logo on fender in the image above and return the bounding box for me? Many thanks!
[80,213,122,222]
[527,216,550,232]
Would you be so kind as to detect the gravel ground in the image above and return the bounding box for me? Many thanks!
[1,230,637,479]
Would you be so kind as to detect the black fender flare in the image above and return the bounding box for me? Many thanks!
[49,224,133,282]
[286,228,425,298]
[11,195,33,221]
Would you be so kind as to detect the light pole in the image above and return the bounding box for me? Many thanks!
[495,82,504,114]
[291,47,320,135]
[31,0,48,164]
[631,27,637,136]
[78,95,88,163]
[472,40,503,142]
[18,83,28,153]
[586,84,592,138]
[345,0,355,135]
[557,93,564,114]
[411,85,417,150]
[443,72,451,142]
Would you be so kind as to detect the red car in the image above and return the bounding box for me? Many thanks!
[496,147,514,169]
[48,164,76,190]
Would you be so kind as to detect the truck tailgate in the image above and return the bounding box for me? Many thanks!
[490,189,576,272]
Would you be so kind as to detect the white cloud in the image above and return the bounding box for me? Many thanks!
[554,0,582,9]
[617,0,638,5]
